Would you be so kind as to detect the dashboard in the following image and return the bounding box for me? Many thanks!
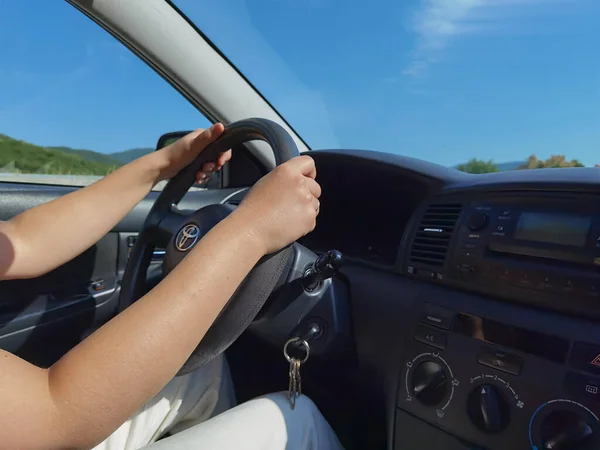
[305,150,600,450]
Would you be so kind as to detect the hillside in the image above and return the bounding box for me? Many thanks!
[0,134,119,176]
[49,146,123,166]
[0,133,157,176]
[110,147,153,164]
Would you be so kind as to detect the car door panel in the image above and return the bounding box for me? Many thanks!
[0,183,246,365]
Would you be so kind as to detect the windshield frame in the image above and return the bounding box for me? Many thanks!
[164,0,311,151]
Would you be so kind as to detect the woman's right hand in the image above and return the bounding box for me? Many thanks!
[233,155,321,255]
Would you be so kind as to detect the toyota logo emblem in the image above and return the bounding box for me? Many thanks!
[175,223,200,252]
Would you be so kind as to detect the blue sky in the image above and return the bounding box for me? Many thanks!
[1,0,600,167]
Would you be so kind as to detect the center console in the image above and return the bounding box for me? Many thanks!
[396,302,600,450]
[394,190,600,449]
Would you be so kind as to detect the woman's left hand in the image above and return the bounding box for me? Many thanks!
[155,123,232,184]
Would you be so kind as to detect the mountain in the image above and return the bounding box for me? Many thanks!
[48,146,123,166]
[496,160,526,171]
[0,133,159,177]
[0,134,117,176]
[109,147,153,164]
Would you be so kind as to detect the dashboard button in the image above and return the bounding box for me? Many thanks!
[570,342,600,376]
[538,274,556,291]
[560,276,579,294]
[497,267,517,284]
[497,209,512,220]
[414,325,447,350]
[477,347,522,376]
[417,269,436,280]
[458,249,477,260]
[564,371,600,404]
[514,271,536,288]
[420,304,454,330]
[456,263,476,274]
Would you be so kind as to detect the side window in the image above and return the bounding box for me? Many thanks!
[0,2,214,189]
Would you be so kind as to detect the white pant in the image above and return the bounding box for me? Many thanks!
[94,355,343,450]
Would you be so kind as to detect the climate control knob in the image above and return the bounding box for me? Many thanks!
[467,384,510,434]
[530,400,600,450]
[410,361,449,406]
[539,410,595,450]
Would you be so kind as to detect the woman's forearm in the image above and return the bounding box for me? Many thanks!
[0,153,165,279]
[46,210,265,449]
[0,154,319,449]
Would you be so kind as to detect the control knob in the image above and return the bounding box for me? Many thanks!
[539,410,595,450]
[467,211,489,231]
[467,384,510,433]
[410,361,449,406]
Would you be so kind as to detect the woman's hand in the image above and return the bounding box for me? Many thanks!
[233,155,321,254]
[153,123,232,184]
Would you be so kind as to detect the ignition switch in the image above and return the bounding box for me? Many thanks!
[303,249,344,292]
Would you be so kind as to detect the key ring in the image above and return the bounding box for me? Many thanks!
[283,337,310,364]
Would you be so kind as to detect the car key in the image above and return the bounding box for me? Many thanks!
[283,337,310,410]
[288,358,301,409]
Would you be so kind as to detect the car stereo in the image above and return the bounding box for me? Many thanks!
[460,204,600,267]
[404,193,600,318]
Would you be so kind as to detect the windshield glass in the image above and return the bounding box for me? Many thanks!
[174,0,600,172]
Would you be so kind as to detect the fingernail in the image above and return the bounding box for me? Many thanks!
[198,172,208,180]
[204,163,216,171]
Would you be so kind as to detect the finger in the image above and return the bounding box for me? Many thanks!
[217,150,232,167]
[196,172,209,184]
[288,155,317,179]
[304,178,322,199]
[184,128,206,142]
[202,162,217,172]
[311,196,320,212]
[191,123,225,149]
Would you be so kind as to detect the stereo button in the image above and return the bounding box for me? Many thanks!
[497,209,512,220]
[560,277,578,294]
[538,274,555,291]
[585,282,600,299]
[498,267,517,284]
[467,211,489,231]
[514,272,535,288]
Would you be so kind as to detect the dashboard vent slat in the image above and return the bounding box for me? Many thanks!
[409,203,463,267]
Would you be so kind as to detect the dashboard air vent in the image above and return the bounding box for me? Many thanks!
[409,203,463,267]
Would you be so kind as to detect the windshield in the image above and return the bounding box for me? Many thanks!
[174,0,600,172]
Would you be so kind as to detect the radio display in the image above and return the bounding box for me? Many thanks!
[514,212,591,247]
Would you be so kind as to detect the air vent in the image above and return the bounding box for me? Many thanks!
[409,203,463,267]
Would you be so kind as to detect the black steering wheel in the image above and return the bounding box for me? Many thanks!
[120,118,301,375]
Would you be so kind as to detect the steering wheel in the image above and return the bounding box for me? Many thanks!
[120,118,302,375]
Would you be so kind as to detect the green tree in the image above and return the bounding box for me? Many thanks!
[518,154,584,169]
[456,158,499,174]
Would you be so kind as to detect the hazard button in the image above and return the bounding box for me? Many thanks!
[570,342,600,376]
